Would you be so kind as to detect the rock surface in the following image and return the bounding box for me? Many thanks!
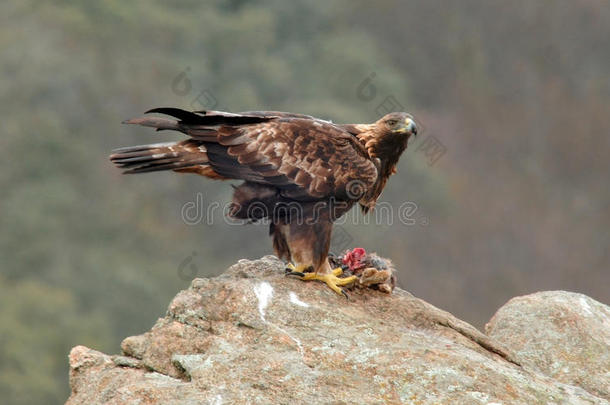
[67,256,609,404]
[486,291,610,401]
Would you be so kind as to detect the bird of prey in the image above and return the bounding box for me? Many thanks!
[110,108,417,296]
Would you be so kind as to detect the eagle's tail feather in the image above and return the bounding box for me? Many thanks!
[109,140,212,175]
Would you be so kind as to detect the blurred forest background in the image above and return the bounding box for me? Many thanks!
[1,0,609,403]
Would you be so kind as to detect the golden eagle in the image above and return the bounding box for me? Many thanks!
[110,108,417,296]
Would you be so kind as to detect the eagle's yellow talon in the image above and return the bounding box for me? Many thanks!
[296,267,357,296]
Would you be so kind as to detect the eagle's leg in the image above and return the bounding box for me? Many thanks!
[282,219,357,297]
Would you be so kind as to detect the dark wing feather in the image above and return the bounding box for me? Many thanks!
[146,107,275,126]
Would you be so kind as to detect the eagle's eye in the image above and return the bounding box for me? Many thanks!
[386,119,398,127]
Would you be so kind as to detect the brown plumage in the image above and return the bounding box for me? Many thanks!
[110,108,417,294]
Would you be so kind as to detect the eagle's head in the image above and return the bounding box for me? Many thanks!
[352,111,418,172]
[359,112,417,160]
[379,112,418,139]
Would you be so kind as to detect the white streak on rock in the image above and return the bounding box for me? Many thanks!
[289,292,309,308]
[254,282,273,322]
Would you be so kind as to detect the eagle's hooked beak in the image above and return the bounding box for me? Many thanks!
[399,117,418,137]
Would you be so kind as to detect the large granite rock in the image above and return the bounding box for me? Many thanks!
[66,256,609,404]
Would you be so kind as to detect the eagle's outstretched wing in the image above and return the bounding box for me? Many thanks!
[110,108,378,201]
